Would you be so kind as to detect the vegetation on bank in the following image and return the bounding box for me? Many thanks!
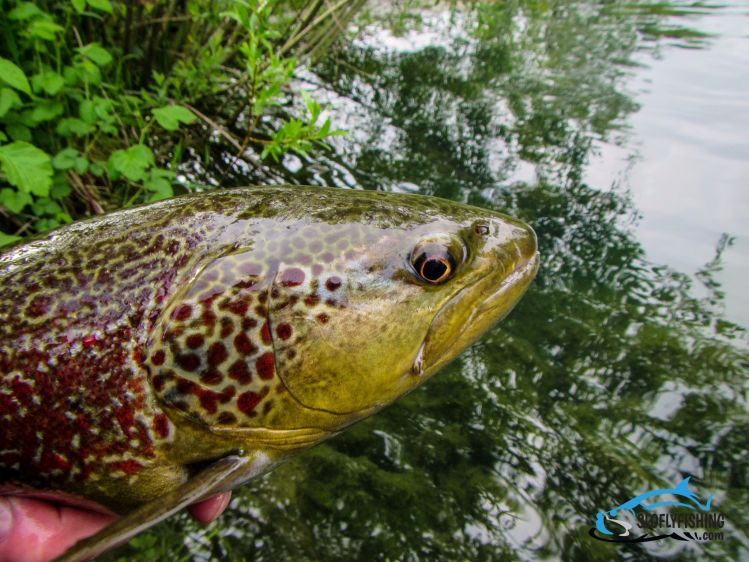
[0,0,360,246]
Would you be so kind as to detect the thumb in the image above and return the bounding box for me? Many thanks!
[0,496,116,562]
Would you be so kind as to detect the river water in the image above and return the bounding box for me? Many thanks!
[110,1,749,560]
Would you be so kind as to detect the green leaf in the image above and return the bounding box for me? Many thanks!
[52,148,80,170]
[30,100,64,124]
[72,0,86,13]
[152,105,197,131]
[32,71,65,96]
[0,188,32,213]
[0,132,6,142]
[34,217,60,232]
[0,141,53,196]
[108,144,154,182]
[78,43,113,67]
[144,168,175,201]
[27,19,64,41]
[6,124,31,142]
[79,99,96,124]
[86,0,113,13]
[32,197,63,216]
[50,177,72,198]
[0,58,31,95]
[0,88,22,118]
[8,3,43,20]
[56,117,94,137]
[0,231,22,247]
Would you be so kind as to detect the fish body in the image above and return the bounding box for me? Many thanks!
[0,186,538,558]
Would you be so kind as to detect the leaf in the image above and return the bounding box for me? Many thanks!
[0,58,31,95]
[79,99,96,124]
[0,88,22,118]
[108,144,154,182]
[0,231,22,248]
[0,141,53,196]
[6,124,31,142]
[86,0,113,13]
[56,117,94,137]
[8,2,43,20]
[50,177,72,198]
[152,105,197,131]
[30,100,64,124]
[52,148,80,170]
[27,19,64,41]
[32,71,65,95]
[144,168,175,201]
[78,43,113,67]
[0,188,32,213]
[71,0,86,13]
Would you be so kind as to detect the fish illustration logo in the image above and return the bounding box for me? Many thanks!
[589,477,723,544]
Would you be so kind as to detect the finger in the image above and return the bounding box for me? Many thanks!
[186,492,232,524]
[0,496,117,562]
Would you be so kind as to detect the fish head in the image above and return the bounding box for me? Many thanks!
[148,188,538,441]
[268,191,539,426]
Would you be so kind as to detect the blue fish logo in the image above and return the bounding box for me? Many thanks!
[596,477,713,537]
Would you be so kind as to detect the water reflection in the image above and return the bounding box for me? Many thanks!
[109,1,748,561]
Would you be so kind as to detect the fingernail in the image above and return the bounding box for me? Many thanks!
[0,499,12,542]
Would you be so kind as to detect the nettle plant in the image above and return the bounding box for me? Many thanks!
[0,0,352,246]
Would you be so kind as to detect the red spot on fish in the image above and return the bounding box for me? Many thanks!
[234,332,258,355]
[281,268,305,287]
[228,360,252,384]
[226,298,250,317]
[26,295,51,318]
[237,391,262,414]
[201,368,223,386]
[207,342,228,367]
[317,313,330,324]
[202,310,217,328]
[276,323,293,340]
[261,321,272,345]
[82,335,98,348]
[242,317,257,330]
[176,353,200,372]
[256,352,275,380]
[151,350,166,366]
[109,460,143,475]
[153,414,171,438]
[115,406,135,435]
[312,264,324,276]
[199,390,219,414]
[220,318,235,338]
[305,294,320,306]
[41,451,71,473]
[321,251,335,263]
[287,349,297,360]
[173,304,192,321]
[186,334,204,349]
[326,276,342,291]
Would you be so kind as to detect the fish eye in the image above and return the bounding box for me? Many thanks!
[411,242,458,284]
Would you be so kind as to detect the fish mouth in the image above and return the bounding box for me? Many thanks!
[477,252,540,314]
[417,251,539,377]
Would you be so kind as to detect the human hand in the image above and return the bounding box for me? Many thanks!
[0,492,232,562]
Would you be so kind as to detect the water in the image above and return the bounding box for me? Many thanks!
[110,1,749,560]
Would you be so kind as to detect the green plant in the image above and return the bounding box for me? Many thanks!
[0,0,358,245]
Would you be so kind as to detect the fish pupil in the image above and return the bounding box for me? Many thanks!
[421,257,449,283]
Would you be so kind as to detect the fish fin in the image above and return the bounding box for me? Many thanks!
[53,453,266,562]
